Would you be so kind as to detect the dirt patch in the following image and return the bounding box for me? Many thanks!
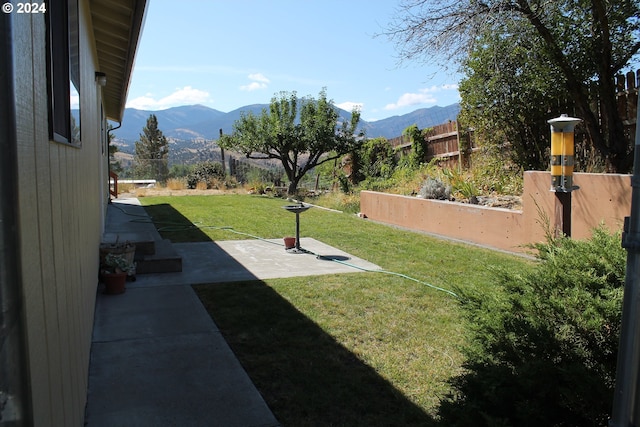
[475,195,523,210]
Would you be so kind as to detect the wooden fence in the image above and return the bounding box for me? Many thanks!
[616,70,638,143]
[388,121,475,168]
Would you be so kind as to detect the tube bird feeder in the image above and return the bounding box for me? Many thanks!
[548,114,581,237]
[549,114,581,192]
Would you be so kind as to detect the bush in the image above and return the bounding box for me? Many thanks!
[419,177,451,200]
[439,227,625,426]
[166,178,187,190]
[357,137,396,182]
[186,161,225,189]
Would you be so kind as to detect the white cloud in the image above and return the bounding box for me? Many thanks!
[384,84,459,110]
[126,86,212,110]
[385,90,436,110]
[248,73,270,83]
[240,73,270,91]
[240,81,268,91]
[336,101,363,112]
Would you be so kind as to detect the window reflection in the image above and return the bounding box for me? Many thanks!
[69,0,80,144]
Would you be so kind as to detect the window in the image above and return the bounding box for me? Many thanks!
[46,0,80,145]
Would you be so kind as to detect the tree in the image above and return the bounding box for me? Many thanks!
[220,89,363,195]
[385,0,640,172]
[458,22,571,171]
[135,114,169,182]
[107,123,123,174]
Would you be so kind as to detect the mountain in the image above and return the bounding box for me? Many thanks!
[106,103,461,165]
[362,104,461,138]
[109,103,460,143]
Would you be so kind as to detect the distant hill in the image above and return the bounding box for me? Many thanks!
[104,103,460,165]
[109,103,460,142]
[361,105,461,139]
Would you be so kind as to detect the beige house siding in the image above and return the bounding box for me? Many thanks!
[13,2,107,425]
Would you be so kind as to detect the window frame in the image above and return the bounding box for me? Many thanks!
[46,0,81,146]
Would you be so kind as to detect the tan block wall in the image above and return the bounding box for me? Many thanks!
[523,171,631,242]
[360,171,631,253]
[13,3,107,426]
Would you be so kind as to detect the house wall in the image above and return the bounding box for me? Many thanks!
[360,171,631,253]
[13,3,107,426]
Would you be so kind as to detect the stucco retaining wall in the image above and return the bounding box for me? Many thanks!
[360,171,631,253]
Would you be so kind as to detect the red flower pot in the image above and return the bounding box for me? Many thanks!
[102,272,127,295]
[283,236,296,249]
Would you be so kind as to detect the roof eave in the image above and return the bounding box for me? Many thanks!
[91,0,148,122]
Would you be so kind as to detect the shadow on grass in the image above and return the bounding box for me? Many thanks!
[142,203,212,243]
[194,280,439,427]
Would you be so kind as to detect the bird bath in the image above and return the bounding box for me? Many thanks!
[282,203,311,253]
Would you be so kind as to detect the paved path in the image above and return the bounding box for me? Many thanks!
[85,198,380,426]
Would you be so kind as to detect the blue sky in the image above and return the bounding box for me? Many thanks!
[125,0,462,122]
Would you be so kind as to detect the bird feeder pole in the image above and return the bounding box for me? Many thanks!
[548,114,581,237]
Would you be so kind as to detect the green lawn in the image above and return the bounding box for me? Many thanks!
[140,194,532,426]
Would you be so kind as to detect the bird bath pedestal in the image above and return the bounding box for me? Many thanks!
[282,203,311,253]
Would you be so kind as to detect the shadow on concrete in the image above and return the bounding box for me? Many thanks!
[142,203,213,243]
[194,280,439,426]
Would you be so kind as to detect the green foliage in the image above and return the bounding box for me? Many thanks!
[169,163,194,179]
[134,114,169,183]
[220,88,363,195]
[458,23,569,172]
[440,227,625,426]
[442,168,478,200]
[388,0,640,172]
[403,124,428,169]
[469,145,524,195]
[357,137,396,181]
[186,161,225,189]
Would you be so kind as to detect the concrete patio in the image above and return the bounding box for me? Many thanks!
[84,198,380,426]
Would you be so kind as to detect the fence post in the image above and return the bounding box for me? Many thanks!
[219,128,226,175]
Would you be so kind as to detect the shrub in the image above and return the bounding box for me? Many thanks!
[418,177,451,200]
[357,137,396,181]
[439,227,625,426]
[166,178,186,190]
[312,192,361,213]
[442,168,479,201]
[186,161,225,189]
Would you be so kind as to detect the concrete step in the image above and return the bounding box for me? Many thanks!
[135,239,183,274]
[102,232,156,255]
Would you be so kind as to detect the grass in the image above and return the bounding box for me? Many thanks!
[139,194,532,425]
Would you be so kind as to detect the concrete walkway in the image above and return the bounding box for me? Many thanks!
[85,198,380,426]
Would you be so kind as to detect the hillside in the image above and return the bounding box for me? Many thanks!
[110,103,460,142]
[106,103,460,165]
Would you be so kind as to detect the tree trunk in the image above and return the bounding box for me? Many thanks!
[287,179,299,196]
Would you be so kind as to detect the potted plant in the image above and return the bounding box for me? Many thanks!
[100,239,136,267]
[101,253,135,295]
